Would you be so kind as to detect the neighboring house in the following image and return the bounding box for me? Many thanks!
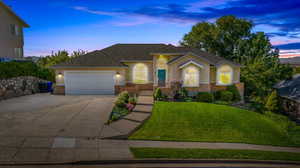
[280,57,300,67]
[0,1,29,58]
[274,75,300,121]
[52,44,244,96]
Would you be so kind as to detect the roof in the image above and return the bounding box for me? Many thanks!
[280,57,300,66]
[274,74,300,102]
[53,44,240,68]
[0,1,29,27]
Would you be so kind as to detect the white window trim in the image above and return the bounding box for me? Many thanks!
[133,63,149,84]
[182,66,200,87]
[216,65,234,86]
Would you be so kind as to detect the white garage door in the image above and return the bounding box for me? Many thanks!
[64,71,115,95]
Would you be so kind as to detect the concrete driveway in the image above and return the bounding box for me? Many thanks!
[0,94,131,163]
[0,94,115,138]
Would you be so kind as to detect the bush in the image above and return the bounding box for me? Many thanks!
[128,97,137,105]
[227,85,241,101]
[110,106,129,122]
[265,90,279,112]
[0,61,55,81]
[115,91,130,107]
[174,88,188,100]
[118,91,130,103]
[154,88,164,101]
[196,92,214,103]
[220,91,234,102]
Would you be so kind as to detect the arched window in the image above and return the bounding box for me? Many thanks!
[217,65,233,85]
[183,66,199,87]
[133,63,148,84]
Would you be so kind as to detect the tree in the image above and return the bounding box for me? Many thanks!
[181,15,253,60]
[265,90,280,112]
[37,50,87,68]
[181,15,293,109]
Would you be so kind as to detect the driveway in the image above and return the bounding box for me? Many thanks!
[0,94,115,138]
[0,94,129,163]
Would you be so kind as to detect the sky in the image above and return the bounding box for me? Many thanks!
[3,0,300,57]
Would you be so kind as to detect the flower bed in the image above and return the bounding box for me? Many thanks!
[153,84,241,105]
[107,91,137,123]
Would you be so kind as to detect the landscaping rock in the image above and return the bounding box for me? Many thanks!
[0,76,48,101]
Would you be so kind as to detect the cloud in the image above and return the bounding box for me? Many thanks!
[72,0,300,41]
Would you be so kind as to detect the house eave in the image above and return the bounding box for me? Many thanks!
[120,60,153,63]
[0,1,30,28]
[51,65,128,69]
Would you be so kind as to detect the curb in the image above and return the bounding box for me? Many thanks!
[1,159,300,166]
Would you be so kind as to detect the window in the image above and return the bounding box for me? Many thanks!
[183,66,199,87]
[14,48,23,57]
[217,65,233,85]
[133,63,148,84]
[10,24,20,36]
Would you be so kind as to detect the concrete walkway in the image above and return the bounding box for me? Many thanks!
[100,94,154,139]
[128,140,300,153]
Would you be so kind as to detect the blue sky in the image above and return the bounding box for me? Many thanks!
[4,0,300,56]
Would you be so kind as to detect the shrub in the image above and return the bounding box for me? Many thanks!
[154,88,163,101]
[0,61,55,81]
[128,97,137,105]
[115,98,126,108]
[118,91,130,103]
[220,91,234,102]
[196,92,214,103]
[265,90,280,112]
[115,91,130,107]
[227,85,241,101]
[174,88,188,100]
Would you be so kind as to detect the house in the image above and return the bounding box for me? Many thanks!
[274,74,300,121]
[0,1,29,58]
[52,44,244,96]
[280,57,300,67]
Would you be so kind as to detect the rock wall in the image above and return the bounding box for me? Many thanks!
[281,97,300,120]
[0,76,48,101]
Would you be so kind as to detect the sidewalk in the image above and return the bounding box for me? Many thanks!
[128,140,300,153]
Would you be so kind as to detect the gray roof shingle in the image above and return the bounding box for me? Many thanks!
[52,44,240,68]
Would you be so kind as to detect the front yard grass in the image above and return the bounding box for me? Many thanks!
[129,102,300,147]
[130,148,300,161]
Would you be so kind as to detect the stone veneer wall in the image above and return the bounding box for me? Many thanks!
[281,97,300,120]
[0,76,47,101]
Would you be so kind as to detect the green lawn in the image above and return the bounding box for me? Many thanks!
[130,148,300,161]
[129,102,300,147]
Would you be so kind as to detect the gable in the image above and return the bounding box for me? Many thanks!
[0,2,29,27]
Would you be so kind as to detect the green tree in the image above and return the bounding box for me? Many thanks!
[181,15,253,60]
[181,15,293,108]
[37,50,86,68]
[265,90,280,112]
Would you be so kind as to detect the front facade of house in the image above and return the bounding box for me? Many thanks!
[0,1,29,59]
[52,44,244,96]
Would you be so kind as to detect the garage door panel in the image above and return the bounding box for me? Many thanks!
[65,71,115,95]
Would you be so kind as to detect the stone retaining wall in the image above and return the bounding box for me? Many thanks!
[0,76,48,101]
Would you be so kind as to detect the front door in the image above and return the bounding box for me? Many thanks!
[158,69,166,87]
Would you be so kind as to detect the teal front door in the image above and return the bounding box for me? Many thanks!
[158,69,166,86]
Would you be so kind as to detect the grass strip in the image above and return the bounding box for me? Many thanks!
[130,147,300,161]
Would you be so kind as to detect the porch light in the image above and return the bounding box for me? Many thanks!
[116,72,121,78]
[57,72,63,78]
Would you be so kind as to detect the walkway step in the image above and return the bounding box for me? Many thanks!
[100,125,123,139]
[133,105,153,113]
[139,90,153,96]
[109,119,140,135]
[123,112,151,123]
[137,96,154,105]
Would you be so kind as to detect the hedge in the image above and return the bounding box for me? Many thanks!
[0,61,55,82]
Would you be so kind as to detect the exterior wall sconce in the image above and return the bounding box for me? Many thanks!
[116,72,121,78]
[57,72,63,78]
